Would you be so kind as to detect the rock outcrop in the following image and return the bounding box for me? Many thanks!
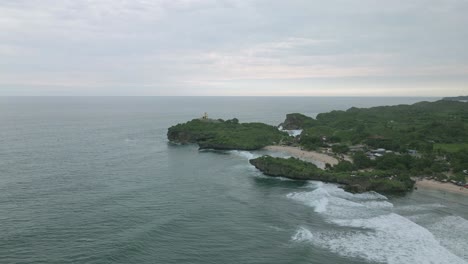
[280,113,317,130]
[167,118,289,150]
[249,156,414,194]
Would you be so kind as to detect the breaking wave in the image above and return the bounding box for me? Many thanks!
[289,182,467,264]
[426,215,468,261]
[278,126,303,137]
[228,150,259,160]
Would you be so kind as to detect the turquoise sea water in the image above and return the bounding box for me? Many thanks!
[1,97,467,264]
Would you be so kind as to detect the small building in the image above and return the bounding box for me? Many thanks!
[408,149,418,156]
[349,145,365,152]
[371,148,386,154]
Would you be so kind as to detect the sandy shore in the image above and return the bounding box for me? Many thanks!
[416,179,468,196]
[263,145,339,168]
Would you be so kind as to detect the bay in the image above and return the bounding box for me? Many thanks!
[1,96,467,264]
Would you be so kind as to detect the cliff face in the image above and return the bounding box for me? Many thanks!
[167,129,214,144]
[249,156,414,194]
[280,113,317,130]
[167,130,206,144]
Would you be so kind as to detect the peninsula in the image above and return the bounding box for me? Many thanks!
[167,100,468,194]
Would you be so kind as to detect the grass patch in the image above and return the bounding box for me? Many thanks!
[434,143,468,153]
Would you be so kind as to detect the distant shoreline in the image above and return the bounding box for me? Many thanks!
[416,179,468,196]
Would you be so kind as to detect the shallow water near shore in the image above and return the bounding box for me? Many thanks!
[1,96,467,264]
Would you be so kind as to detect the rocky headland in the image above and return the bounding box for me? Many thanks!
[167,99,468,194]
[279,113,316,130]
[249,156,414,193]
[167,117,289,150]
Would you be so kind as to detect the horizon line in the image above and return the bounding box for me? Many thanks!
[0,95,445,98]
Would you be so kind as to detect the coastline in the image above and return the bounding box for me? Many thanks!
[415,179,468,196]
[263,145,339,168]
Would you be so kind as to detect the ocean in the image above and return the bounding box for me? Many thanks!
[1,97,467,264]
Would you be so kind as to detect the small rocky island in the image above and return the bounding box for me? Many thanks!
[167,100,468,194]
[167,115,289,150]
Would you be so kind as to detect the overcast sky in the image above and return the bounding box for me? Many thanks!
[1,0,467,96]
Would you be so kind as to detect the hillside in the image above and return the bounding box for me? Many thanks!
[293,100,468,152]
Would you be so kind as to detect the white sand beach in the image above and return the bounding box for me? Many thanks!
[263,145,339,168]
[416,179,468,196]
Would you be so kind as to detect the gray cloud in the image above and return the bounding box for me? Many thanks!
[0,0,467,96]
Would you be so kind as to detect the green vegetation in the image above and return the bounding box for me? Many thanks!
[443,95,468,101]
[167,118,289,150]
[331,144,349,154]
[447,149,468,174]
[249,156,414,193]
[353,151,374,169]
[281,100,468,179]
[343,151,450,175]
[433,143,468,153]
[292,100,468,152]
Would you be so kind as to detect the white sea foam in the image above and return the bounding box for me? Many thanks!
[228,150,259,160]
[287,183,389,219]
[306,181,388,201]
[291,226,314,242]
[278,126,303,137]
[289,182,468,264]
[427,216,468,261]
[396,203,447,212]
[293,214,467,264]
[249,169,295,181]
[286,129,303,137]
[267,225,286,232]
[362,200,394,209]
[405,213,434,222]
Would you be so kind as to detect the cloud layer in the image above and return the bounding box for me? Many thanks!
[1,0,467,96]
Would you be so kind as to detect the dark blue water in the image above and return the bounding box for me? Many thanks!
[1,97,467,264]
